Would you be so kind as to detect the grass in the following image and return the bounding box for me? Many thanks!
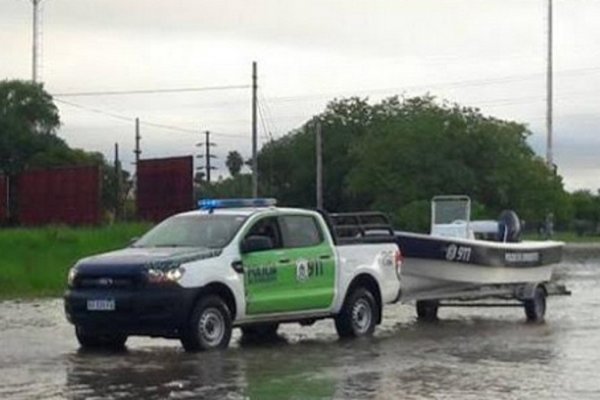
[1,224,599,300]
[0,223,152,299]
[523,231,600,243]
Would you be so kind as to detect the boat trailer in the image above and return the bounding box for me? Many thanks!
[409,281,571,322]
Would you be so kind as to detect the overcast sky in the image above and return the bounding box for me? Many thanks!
[1,0,599,190]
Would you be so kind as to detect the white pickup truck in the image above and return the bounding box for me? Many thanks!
[64,199,402,351]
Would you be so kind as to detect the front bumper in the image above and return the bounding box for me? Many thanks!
[64,286,197,338]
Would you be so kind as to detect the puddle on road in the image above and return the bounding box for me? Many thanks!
[2,259,600,399]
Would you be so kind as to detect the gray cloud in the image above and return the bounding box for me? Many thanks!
[1,0,599,189]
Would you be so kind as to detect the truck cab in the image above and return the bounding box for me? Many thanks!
[64,199,402,351]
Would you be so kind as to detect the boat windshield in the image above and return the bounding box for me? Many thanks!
[432,196,471,225]
[133,214,247,249]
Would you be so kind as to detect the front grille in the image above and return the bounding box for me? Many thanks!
[76,276,141,289]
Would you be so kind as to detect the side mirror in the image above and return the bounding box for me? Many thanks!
[241,235,274,253]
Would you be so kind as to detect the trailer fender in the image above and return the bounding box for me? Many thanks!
[514,283,546,301]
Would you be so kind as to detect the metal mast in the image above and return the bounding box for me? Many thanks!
[315,120,323,209]
[251,61,258,197]
[546,0,554,168]
[31,0,42,82]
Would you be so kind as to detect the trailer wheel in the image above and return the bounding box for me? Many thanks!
[75,326,127,350]
[180,295,232,352]
[335,287,378,338]
[416,300,439,321]
[524,286,546,322]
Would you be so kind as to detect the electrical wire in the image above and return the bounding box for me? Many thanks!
[55,98,249,138]
[52,84,250,98]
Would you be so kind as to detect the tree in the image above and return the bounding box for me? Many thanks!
[0,80,61,175]
[0,80,132,220]
[257,95,569,231]
[570,190,600,235]
[225,151,244,177]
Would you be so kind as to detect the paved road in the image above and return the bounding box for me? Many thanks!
[1,256,599,399]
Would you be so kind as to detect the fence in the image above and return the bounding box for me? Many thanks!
[136,156,194,222]
[17,165,102,226]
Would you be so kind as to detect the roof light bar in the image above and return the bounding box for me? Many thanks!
[198,198,277,210]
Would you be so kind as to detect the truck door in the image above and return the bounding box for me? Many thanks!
[242,216,296,315]
[278,214,335,311]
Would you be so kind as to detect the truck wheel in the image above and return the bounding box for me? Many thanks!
[241,323,279,339]
[524,286,546,322]
[335,287,378,338]
[75,326,127,350]
[416,300,439,321]
[180,295,232,352]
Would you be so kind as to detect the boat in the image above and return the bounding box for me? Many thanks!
[395,196,563,304]
[328,196,566,321]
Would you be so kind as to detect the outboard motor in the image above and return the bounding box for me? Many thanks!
[498,210,521,242]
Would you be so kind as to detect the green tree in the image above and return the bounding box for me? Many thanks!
[0,80,61,175]
[225,150,244,177]
[570,190,600,235]
[257,95,569,231]
[0,80,131,220]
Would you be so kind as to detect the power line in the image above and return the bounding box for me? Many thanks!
[257,97,271,143]
[54,98,132,122]
[54,98,248,138]
[52,84,250,98]
[259,89,279,140]
[262,67,600,104]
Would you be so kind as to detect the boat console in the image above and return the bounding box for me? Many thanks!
[431,195,522,243]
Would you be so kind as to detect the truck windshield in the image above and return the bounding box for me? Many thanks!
[133,214,247,249]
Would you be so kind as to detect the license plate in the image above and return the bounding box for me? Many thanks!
[87,299,115,311]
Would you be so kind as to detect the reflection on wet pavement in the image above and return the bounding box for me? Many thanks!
[2,257,600,399]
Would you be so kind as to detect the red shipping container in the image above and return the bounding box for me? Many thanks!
[136,156,194,222]
[17,165,102,226]
[0,175,7,223]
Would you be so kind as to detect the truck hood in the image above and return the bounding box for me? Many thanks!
[75,247,223,274]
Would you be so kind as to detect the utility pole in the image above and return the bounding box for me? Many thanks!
[134,117,141,167]
[315,120,323,209]
[31,0,42,82]
[114,143,122,220]
[251,61,258,198]
[196,130,216,183]
[133,118,141,197]
[546,0,554,168]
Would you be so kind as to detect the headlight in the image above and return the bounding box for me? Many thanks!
[67,267,78,287]
[147,266,185,284]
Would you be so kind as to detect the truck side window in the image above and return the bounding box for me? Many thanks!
[245,217,283,249]
[280,215,324,248]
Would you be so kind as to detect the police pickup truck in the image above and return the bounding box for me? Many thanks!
[64,199,402,351]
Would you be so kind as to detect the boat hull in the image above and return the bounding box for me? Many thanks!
[395,232,563,302]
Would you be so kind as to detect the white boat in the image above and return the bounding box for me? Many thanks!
[328,198,566,321]
[395,196,564,305]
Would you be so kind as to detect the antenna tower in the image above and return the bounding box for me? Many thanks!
[31,0,44,82]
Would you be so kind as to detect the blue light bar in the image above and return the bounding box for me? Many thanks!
[198,198,277,210]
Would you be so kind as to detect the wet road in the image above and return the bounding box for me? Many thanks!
[1,253,600,399]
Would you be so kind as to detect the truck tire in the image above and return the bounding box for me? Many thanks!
[524,286,546,322]
[180,295,232,352]
[241,323,279,339]
[335,287,378,338]
[75,326,127,350]
[416,300,439,321]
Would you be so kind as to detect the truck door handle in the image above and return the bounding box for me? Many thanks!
[319,255,331,260]
[231,260,244,273]
[278,258,290,264]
